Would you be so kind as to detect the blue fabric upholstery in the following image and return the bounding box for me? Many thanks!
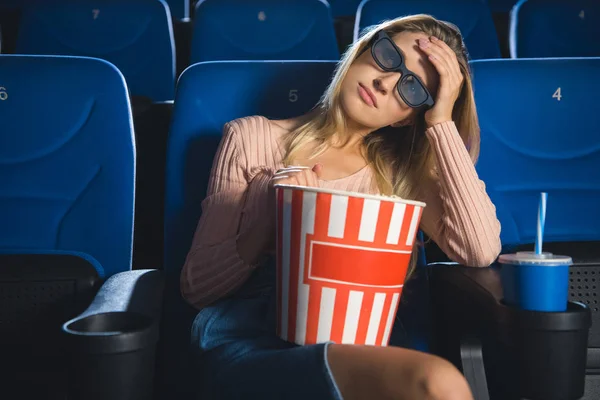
[0,55,136,278]
[327,0,363,17]
[15,0,176,102]
[190,0,339,63]
[471,58,600,247]
[355,0,501,60]
[165,60,337,277]
[510,0,600,58]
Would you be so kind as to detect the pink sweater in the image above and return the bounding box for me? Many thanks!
[181,116,501,309]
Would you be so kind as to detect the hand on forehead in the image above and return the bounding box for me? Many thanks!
[391,31,440,95]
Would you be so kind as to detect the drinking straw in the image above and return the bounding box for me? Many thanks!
[535,192,548,255]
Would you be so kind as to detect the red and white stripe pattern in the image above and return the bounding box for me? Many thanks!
[275,186,424,346]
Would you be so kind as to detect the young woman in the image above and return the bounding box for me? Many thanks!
[182,14,501,400]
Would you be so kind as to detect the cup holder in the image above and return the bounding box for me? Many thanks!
[495,301,591,400]
[64,311,152,335]
[64,312,158,400]
[63,311,157,354]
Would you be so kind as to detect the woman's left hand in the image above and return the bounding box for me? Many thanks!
[418,36,464,128]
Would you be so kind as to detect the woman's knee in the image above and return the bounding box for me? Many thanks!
[327,344,473,400]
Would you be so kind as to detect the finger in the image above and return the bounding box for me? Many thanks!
[270,175,291,186]
[423,43,453,76]
[426,46,463,92]
[273,168,308,176]
[418,39,451,79]
[294,170,308,187]
[312,163,323,178]
[304,169,319,187]
[430,37,462,80]
[271,173,305,186]
[271,174,296,182]
[422,37,459,80]
[425,48,451,81]
[300,170,314,187]
[277,165,310,172]
[430,36,457,64]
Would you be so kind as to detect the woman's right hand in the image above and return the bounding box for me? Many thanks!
[269,163,323,188]
[237,164,323,265]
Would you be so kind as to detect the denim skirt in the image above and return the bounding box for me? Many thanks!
[190,258,430,399]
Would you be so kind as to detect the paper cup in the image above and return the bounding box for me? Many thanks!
[499,251,572,312]
[275,185,426,346]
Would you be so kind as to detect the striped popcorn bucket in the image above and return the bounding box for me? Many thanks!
[275,185,426,347]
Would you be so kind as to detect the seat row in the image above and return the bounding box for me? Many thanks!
[2,0,600,102]
[1,54,599,278]
[0,0,483,20]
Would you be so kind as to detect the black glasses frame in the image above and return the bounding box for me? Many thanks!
[367,30,435,109]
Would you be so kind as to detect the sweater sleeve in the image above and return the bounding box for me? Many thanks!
[419,121,501,267]
[180,122,271,308]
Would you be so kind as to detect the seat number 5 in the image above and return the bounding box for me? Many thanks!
[552,87,562,101]
[0,87,7,101]
[289,89,298,102]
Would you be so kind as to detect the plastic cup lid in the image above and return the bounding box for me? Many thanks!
[498,251,572,266]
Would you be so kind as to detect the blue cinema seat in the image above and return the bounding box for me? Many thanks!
[190,0,340,63]
[0,55,135,278]
[471,58,600,249]
[355,0,501,60]
[0,54,162,399]
[161,60,337,399]
[165,0,189,20]
[510,0,600,58]
[165,60,337,289]
[327,0,363,17]
[15,0,176,102]
[440,58,600,400]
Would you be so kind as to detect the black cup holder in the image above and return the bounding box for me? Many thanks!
[492,301,591,400]
[61,269,164,400]
[64,312,159,400]
[65,311,152,335]
[63,311,158,354]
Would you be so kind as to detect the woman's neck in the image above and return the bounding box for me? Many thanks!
[332,119,374,152]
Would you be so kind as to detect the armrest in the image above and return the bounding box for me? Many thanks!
[426,263,501,398]
[427,263,504,332]
[427,263,591,400]
[62,269,164,400]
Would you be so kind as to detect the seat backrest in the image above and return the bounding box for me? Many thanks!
[0,0,20,6]
[327,0,363,17]
[486,0,518,13]
[510,0,600,58]
[190,0,339,63]
[165,0,189,20]
[0,55,136,278]
[164,60,337,278]
[470,58,600,247]
[15,0,176,102]
[355,0,501,60]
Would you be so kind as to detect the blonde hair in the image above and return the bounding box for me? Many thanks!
[283,14,480,274]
